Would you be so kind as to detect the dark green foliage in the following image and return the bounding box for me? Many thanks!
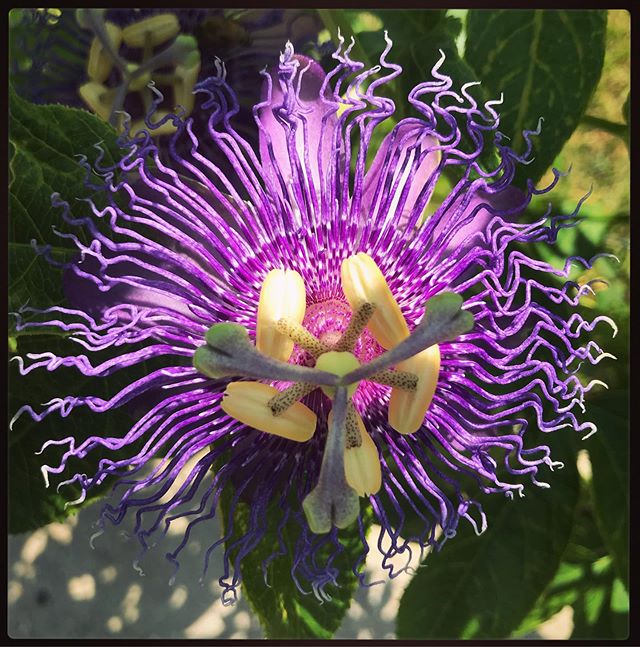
[221,491,372,639]
[466,10,607,185]
[396,433,580,639]
[8,87,128,532]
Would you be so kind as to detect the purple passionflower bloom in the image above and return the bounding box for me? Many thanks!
[11,36,614,602]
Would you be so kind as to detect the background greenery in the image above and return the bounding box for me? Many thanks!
[8,8,629,640]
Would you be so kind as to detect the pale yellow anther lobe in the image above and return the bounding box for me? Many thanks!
[87,22,122,82]
[221,382,316,442]
[330,405,382,497]
[341,253,409,349]
[129,113,178,137]
[256,269,306,362]
[388,344,441,435]
[121,13,180,47]
[78,82,116,121]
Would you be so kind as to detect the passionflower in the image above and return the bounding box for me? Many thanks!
[10,8,321,141]
[11,35,614,602]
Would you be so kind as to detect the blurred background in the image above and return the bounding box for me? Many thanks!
[8,8,629,640]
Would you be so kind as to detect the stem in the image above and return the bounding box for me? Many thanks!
[108,83,129,126]
[134,38,193,77]
[302,387,360,533]
[84,9,127,72]
[142,29,154,64]
[580,114,629,143]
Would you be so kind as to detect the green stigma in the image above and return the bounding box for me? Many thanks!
[315,351,361,398]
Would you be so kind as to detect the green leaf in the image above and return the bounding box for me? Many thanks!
[513,476,607,636]
[571,558,629,640]
[586,389,629,589]
[9,84,121,313]
[8,243,74,317]
[317,9,375,72]
[8,87,130,533]
[622,92,629,124]
[9,83,120,244]
[8,334,132,533]
[222,489,372,639]
[396,433,580,640]
[347,10,499,174]
[8,90,142,532]
[465,10,607,185]
[358,10,479,114]
[513,471,629,640]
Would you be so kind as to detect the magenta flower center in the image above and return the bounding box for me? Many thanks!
[292,298,384,368]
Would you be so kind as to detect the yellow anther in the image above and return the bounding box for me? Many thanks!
[126,64,152,92]
[341,253,409,349]
[87,22,122,82]
[128,113,177,137]
[256,269,306,362]
[121,13,180,48]
[173,51,201,115]
[221,381,317,442]
[78,81,115,121]
[315,351,361,398]
[329,406,382,497]
[388,344,441,435]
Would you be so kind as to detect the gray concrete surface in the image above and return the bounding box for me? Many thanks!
[8,501,570,639]
[8,506,412,639]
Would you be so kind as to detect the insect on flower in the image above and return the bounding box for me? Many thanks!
[10,33,616,602]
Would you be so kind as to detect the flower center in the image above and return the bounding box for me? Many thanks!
[292,299,382,367]
[192,253,475,534]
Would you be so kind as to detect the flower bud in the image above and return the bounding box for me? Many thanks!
[388,344,441,434]
[256,269,306,362]
[221,381,317,442]
[341,253,409,349]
